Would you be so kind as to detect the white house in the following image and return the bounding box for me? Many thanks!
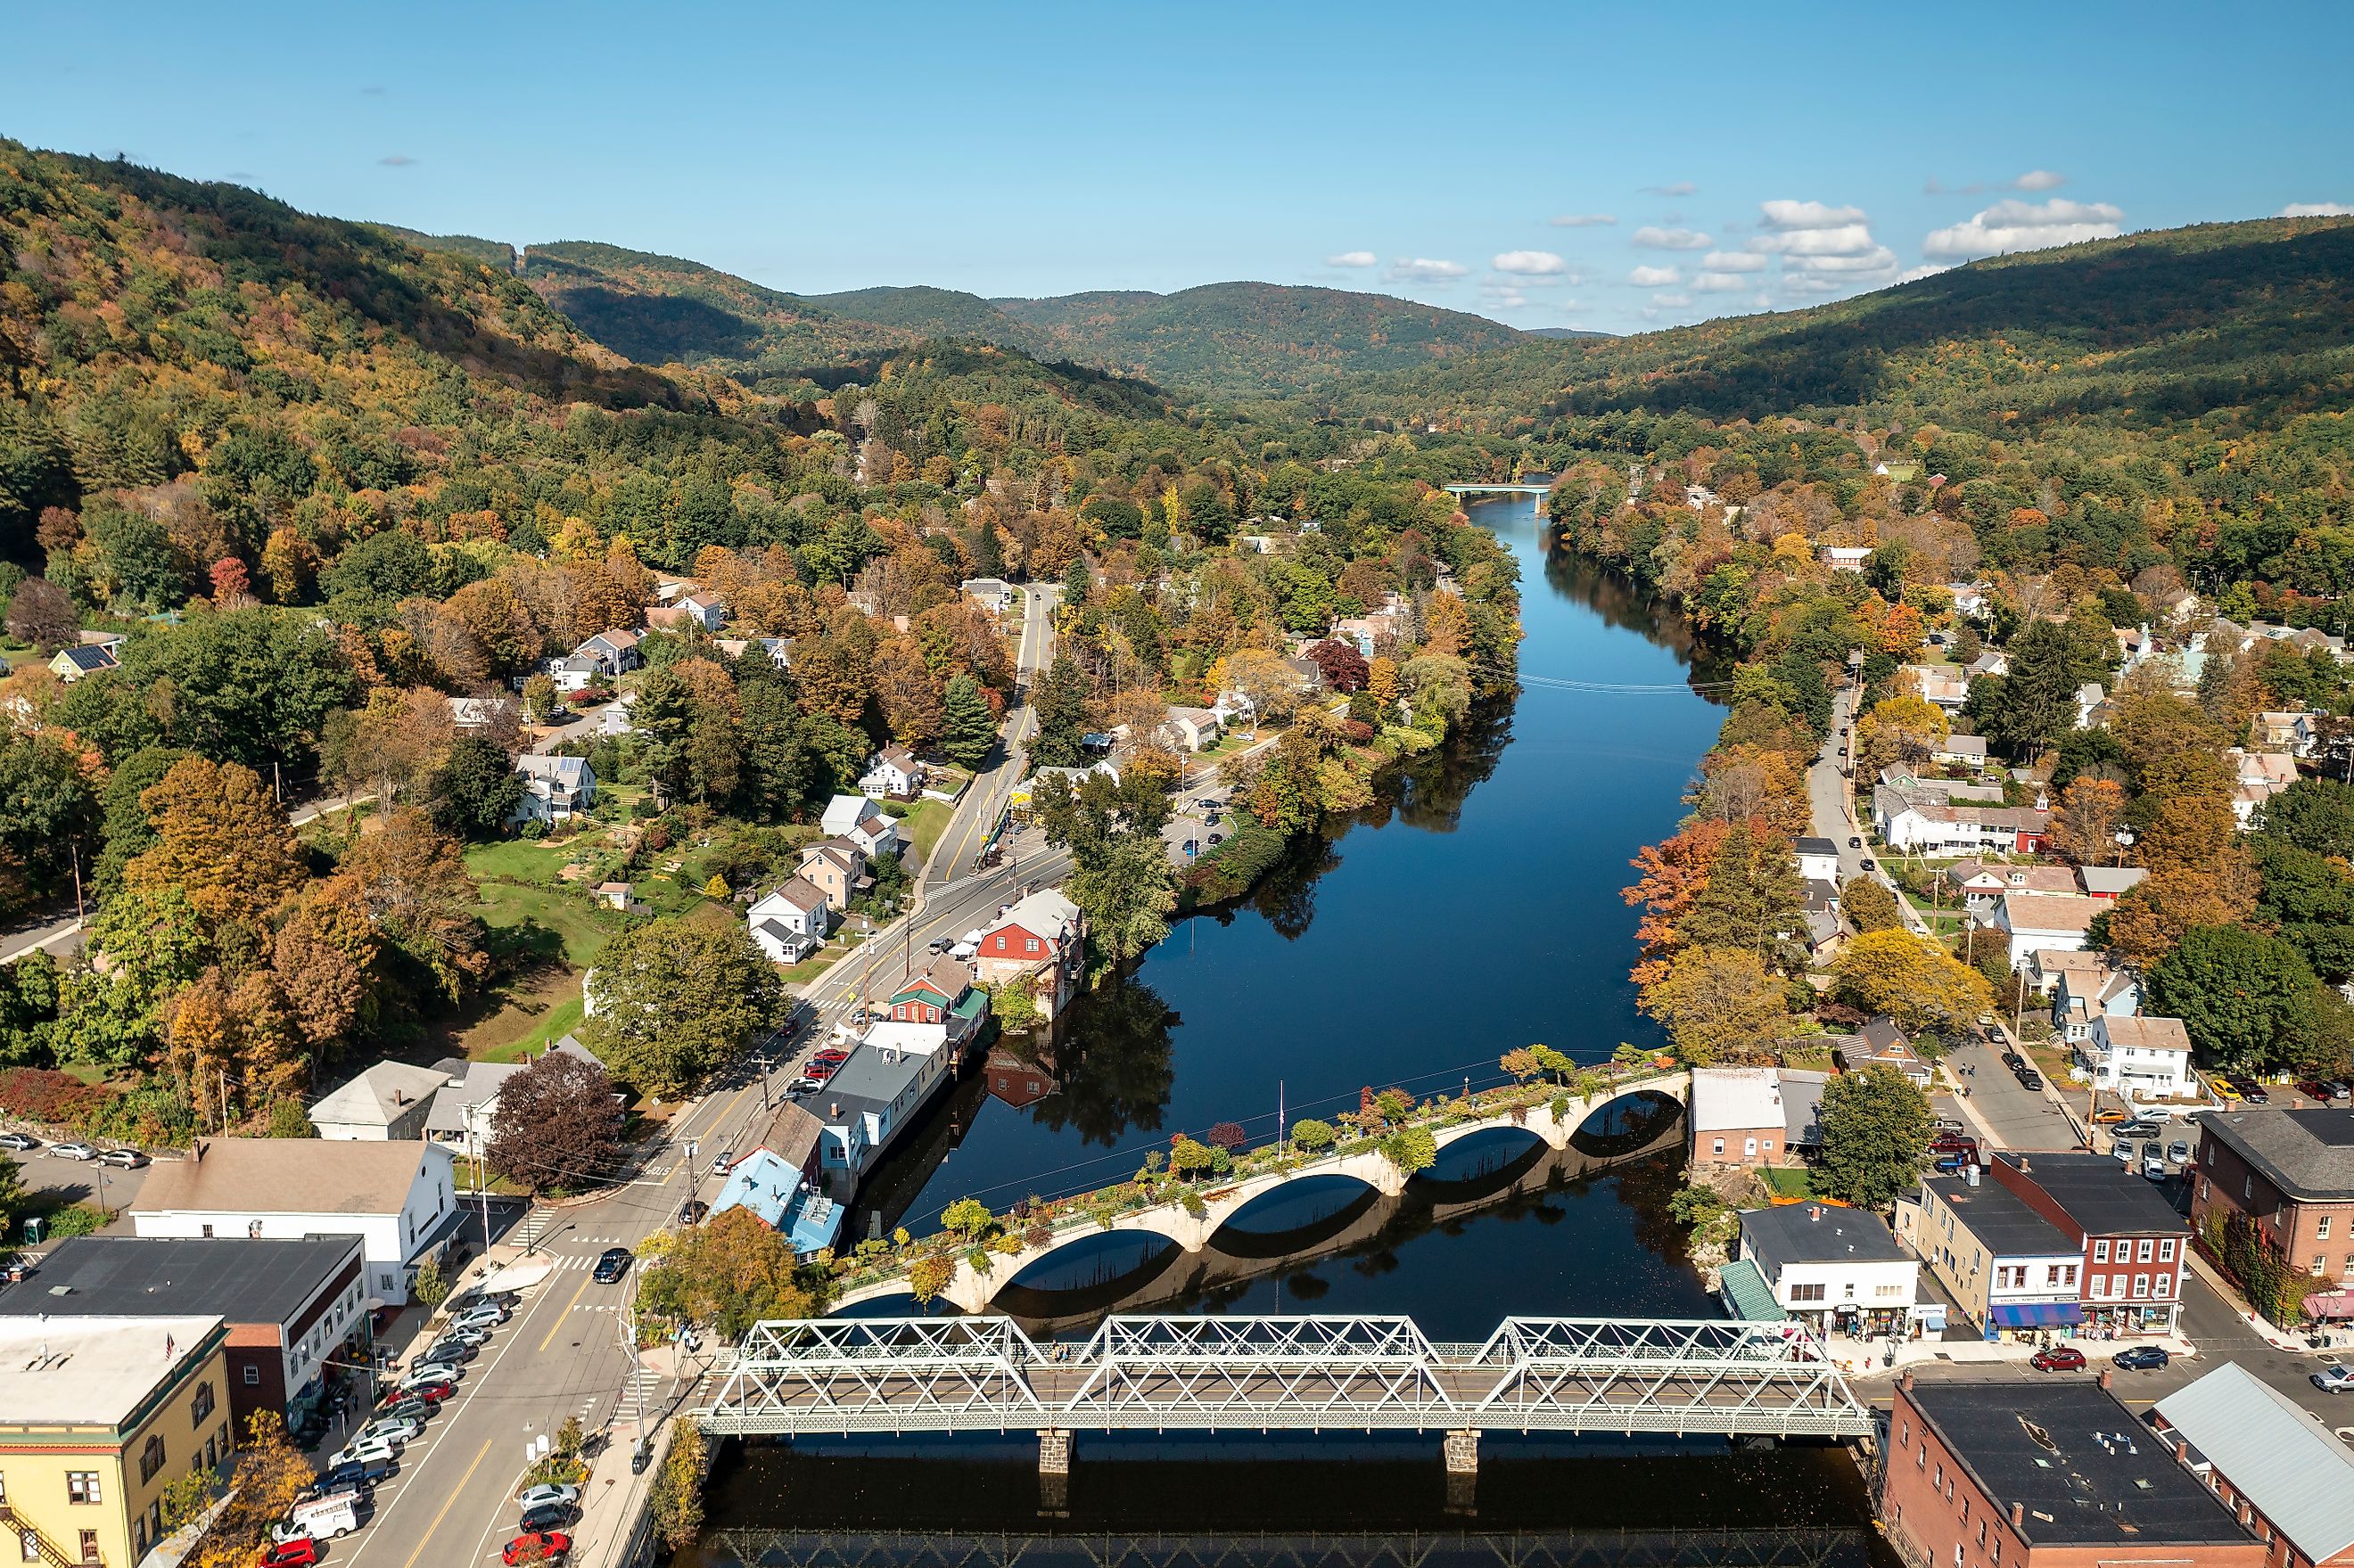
[2078,1014,2194,1100]
[821,793,902,858]
[1933,734,1988,768]
[1735,1203,1922,1338]
[1901,665,1971,712]
[546,653,602,694]
[1946,858,2078,917]
[1996,891,2105,970]
[747,875,830,964]
[1821,546,1872,573]
[1874,781,2049,855]
[2253,710,2322,758]
[445,694,516,732]
[128,1138,461,1306]
[859,747,926,800]
[675,593,726,630]
[420,1038,604,1162]
[308,1062,449,1141]
[2226,747,2299,826]
[510,755,597,825]
[961,578,1018,612]
[1793,837,1840,884]
[2050,957,2141,1044]
[2074,681,2108,728]
[1163,707,1220,752]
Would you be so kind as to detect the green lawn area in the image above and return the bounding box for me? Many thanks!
[889,799,951,866]
[1757,1167,1816,1199]
[465,837,590,888]
[471,991,584,1065]
[476,882,613,967]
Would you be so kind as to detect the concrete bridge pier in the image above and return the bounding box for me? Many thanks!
[1038,1429,1072,1517]
[1443,1428,1479,1515]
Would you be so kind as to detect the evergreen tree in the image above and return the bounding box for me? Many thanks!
[428,735,524,840]
[1030,654,1093,768]
[942,674,998,768]
[1677,821,1805,966]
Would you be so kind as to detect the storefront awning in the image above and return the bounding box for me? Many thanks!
[2304,1289,2354,1320]
[1990,1301,2084,1328]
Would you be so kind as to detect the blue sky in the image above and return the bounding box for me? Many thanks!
[12,0,2351,335]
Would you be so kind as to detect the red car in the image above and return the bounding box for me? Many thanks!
[260,1541,320,1567]
[804,1058,841,1082]
[812,1047,850,1065]
[505,1531,572,1564]
[400,1378,456,1404]
[2029,1344,2086,1372]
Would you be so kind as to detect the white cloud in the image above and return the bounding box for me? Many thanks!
[1549,212,1617,227]
[1628,265,1682,287]
[1641,181,1698,197]
[2281,201,2354,218]
[1759,199,1867,230]
[1479,284,1529,309]
[1923,197,2124,259]
[1650,293,1691,307]
[1326,250,1377,267]
[1493,250,1568,275]
[2013,169,2067,192]
[1700,250,1767,273]
[1895,263,1955,284]
[1751,224,1879,258]
[1782,246,1901,275]
[1632,226,1712,250]
[1694,270,1759,292]
[1507,271,1573,288]
[1386,257,1468,283]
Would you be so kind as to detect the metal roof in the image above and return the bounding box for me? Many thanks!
[2154,1360,2354,1564]
[1716,1259,1785,1322]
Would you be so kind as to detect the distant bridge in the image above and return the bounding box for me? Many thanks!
[833,1073,1688,1316]
[693,1313,1872,1449]
[1444,476,1556,513]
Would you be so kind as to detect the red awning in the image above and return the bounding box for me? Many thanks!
[2304,1289,2354,1320]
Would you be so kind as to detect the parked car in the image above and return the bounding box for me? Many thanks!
[2212,1077,2244,1101]
[710,1150,733,1176]
[2324,1080,2353,1104]
[305,1456,392,1495]
[786,1076,823,1096]
[399,1378,455,1405]
[2117,1120,2162,1139]
[1847,836,1861,848]
[811,1047,850,1066]
[505,1531,572,1565]
[516,1483,580,1513]
[0,1131,38,1152]
[439,1326,491,1349]
[2167,1141,2191,1164]
[2142,1155,2168,1181]
[452,1304,507,1331]
[2111,1345,2170,1370]
[422,1338,479,1364]
[358,1415,421,1446]
[678,1200,710,1227]
[804,1059,840,1082]
[1208,832,1225,845]
[329,1435,399,1469]
[2016,1068,2045,1090]
[1860,858,1876,871]
[517,1502,576,1533]
[96,1147,147,1168]
[2312,1366,2354,1393]
[47,1141,97,1161]
[592,1247,632,1284]
[260,1539,321,1568]
[2029,1344,2086,1372]
[405,1360,466,1384]
[927,937,952,955]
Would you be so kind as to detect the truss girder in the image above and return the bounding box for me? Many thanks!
[696,1315,1872,1438]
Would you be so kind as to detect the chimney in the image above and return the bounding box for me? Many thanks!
[2018,1155,2030,1172]
[2174,1439,2189,1464]
[2010,1503,2024,1529]
[191,1139,206,1165]
[2099,1369,2112,1389]
[1809,1205,1822,1222]
[829,1102,840,1120]
[1899,1371,1914,1391]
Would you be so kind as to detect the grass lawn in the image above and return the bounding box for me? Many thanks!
[890,799,951,866]
[477,883,613,968]
[776,943,852,987]
[1757,1167,1816,1199]
[464,837,588,887]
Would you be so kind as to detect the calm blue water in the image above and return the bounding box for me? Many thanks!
[850,500,1733,1333]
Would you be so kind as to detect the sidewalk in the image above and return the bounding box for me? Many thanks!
[1832,1328,2198,1382]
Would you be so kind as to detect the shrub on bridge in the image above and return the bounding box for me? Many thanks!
[1289,1118,1337,1153]
[908,1254,956,1304]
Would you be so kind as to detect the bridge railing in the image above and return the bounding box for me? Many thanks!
[697,1312,1871,1439]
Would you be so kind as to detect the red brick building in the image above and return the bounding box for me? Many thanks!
[2190,1110,2354,1318]
[1988,1152,2190,1336]
[1883,1375,2263,1568]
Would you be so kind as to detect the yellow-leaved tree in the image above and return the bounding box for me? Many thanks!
[1831,930,1996,1033]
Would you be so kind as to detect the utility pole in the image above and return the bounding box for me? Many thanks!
[468,1101,491,1256]
[70,841,83,923]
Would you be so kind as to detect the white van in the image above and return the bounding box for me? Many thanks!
[288,1490,367,1539]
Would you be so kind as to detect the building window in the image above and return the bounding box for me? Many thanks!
[17,1531,34,1565]
[2320,1216,2333,1241]
[2132,1274,2150,1299]
[192,1381,214,1425]
[2152,1273,2169,1299]
[2159,1239,2176,1262]
[243,1365,260,1386]
[1712,1138,1724,1155]
[66,1473,100,1505]
[78,1534,96,1567]
[2317,1255,2329,1274]
[139,1434,165,1482]
[1790,1283,1827,1302]
[2062,1265,2078,1285]
[2090,1275,2108,1300]
[2094,1239,2110,1262]
[2137,1238,2154,1263]
[247,1219,262,1238]
[200,1223,213,1238]
[2201,1178,2211,1201]
[1025,937,1040,954]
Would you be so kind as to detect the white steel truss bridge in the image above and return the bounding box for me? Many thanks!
[693,1315,1872,1441]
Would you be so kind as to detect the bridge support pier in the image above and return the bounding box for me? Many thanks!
[1037,1429,1072,1517]
[1443,1428,1478,1515]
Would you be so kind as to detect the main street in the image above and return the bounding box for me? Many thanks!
[924,582,1059,890]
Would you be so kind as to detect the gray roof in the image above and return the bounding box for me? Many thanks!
[2198,1109,2354,1202]
[1923,1176,2077,1256]
[2153,1360,2354,1563]
[1996,1153,2189,1236]
[1739,1203,1905,1271]
[1781,1069,1828,1147]
[310,1062,449,1129]
[1793,836,1838,855]
[812,1045,926,1124]
[0,1236,362,1327]
[1908,1382,2254,1548]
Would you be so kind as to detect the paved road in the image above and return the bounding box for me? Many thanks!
[1945,1029,2082,1152]
[1806,685,1930,935]
[925,583,1058,890]
[4,1146,153,1217]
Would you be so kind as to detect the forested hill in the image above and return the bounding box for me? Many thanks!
[513,240,1533,399]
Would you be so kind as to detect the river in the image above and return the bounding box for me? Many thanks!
[679,500,1891,1564]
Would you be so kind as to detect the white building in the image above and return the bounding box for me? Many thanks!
[1735,1203,1922,1337]
[1793,837,1840,884]
[821,793,902,858]
[1996,891,2105,969]
[129,1138,460,1306]
[2078,1014,2194,1100]
[961,577,1017,612]
[1822,546,1872,573]
[510,755,597,825]
[859,747,926,800]
[747,875,830,964]
[308,1062,449,1141]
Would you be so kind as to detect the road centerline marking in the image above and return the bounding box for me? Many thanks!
[397,1438,492,1568]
